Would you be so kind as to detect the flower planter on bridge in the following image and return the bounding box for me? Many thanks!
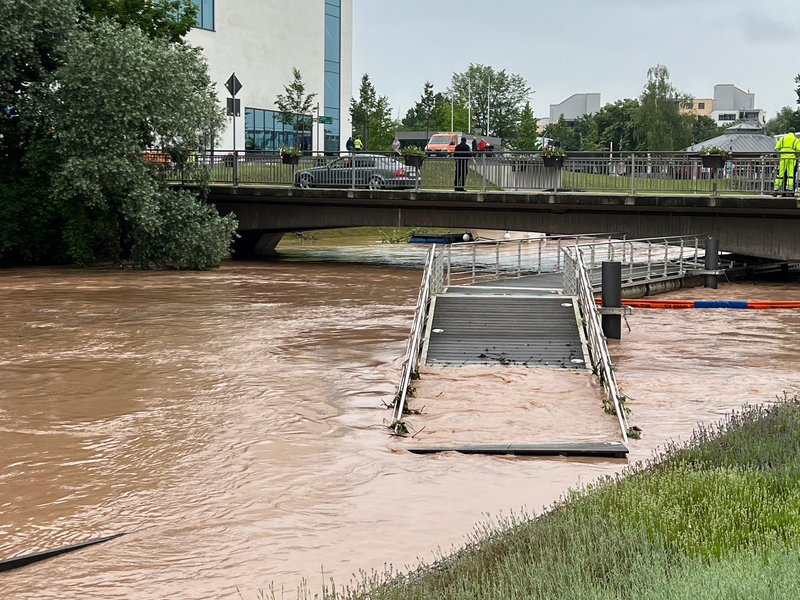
[281,154,300,166]
[404,154,424,168]
[701,155,725,169]
[542,156,565,169]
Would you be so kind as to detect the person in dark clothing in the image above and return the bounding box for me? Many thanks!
[454,136,471,191]
[346,137,355,152]
[471,138,478,153]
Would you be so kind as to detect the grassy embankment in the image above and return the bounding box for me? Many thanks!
[334,396,800,599]
[561,170,758,195]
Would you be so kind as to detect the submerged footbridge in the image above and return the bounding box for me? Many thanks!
[392,234,734,444]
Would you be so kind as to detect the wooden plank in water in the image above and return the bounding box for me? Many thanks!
[407,442,628,459]
[0,533,127,573]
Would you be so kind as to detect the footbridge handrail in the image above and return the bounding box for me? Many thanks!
[564,248,630,441]
[392,244,443,429]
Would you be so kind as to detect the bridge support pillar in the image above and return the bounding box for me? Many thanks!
[232,232,284,258]
[704,238,720,289]
[601,261,622,340]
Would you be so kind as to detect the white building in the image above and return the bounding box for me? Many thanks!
[186,1,353,153]
[709,84,766,127]
[548,93,601,125]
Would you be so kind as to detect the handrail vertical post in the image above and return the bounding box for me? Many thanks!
[233,150,239,186]
[538,237,543,273]
[557,239,562,270]
[446,244,452,287]
[663,241,669,277]
[495,243,500,279]
[679,239,685,274]
[482,152,487,193]
[630,152,635,194]
[647,241,652,279]
[472,244,476,283]
[517,240,522,278]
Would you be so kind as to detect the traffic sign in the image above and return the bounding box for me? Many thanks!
[225,73,242,97]
[318,116,334,125]
[226,98,241,117]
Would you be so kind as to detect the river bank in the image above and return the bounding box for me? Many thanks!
[346,397,800,600]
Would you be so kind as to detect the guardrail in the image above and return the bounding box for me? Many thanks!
[563,248,630,442]
[391,244,443,430]
[161,150,787,195]
[441,233,624,287]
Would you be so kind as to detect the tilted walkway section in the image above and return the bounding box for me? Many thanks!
[424,293,588,368]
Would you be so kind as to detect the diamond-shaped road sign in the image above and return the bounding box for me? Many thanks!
[225,73,242,97]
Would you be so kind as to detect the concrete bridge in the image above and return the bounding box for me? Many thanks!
[204,185,800,261]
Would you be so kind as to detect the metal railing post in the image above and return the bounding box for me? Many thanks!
[663,241,669,277]
[482,153,487,193]
[351,153,356,190]
[679,239,685,274]
[495,243,500,279]
[693,158,698,194]
[630,152,635,194]
[537,238,543,273]
[557,239,562,270]
[760,156,766,194]
[447,244,452,286]
[646,241,652,279]
[517,240,522,278]
[233,150,239,186]
[472,244,476,283]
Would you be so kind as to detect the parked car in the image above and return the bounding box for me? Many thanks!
[293,154,420,190]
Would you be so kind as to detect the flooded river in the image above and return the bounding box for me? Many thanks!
[1,240,798,599]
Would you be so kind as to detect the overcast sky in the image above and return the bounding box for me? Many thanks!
[353,0,800,122]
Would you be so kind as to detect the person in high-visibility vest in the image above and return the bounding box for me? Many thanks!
[774,127,799,194]
[354,136,363,151]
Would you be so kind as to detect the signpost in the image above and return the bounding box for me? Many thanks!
[225,73,243,184]
[318,116,333,125]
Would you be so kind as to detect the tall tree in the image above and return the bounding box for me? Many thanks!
[634,64,693,151]
[78,0,197,43]
[594,99,640,151]
[516,101,540,150]
[451,64,531,143]
[350,74,395,150]
[275,67,317,148]
[545,116,577,151]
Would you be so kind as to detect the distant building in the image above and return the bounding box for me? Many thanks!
[548,93,601,125]
[684,122,776,155]
[681,85,766,127]
[186,1,354,153]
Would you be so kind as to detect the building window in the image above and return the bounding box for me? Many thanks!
[698,102,705,110]
[719,113,736,121]
[324,0,341,153]
[245,108,312,152]
[192,0,214,31]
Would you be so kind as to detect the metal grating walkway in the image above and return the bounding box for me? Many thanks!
[424,294,589,368]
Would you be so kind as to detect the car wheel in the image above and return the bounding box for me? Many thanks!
[298,174,313,188]
[368,175,384,190]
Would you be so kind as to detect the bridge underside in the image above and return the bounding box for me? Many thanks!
[206,186,800,261]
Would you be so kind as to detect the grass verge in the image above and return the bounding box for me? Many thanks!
[329,395,800,600]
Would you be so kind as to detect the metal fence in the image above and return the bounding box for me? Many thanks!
[563,249,630,441]
[162,150,786,195]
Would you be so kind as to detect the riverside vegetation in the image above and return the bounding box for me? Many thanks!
[302,395,800,599]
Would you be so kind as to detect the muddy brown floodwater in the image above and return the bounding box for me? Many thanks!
[0,242,798,599]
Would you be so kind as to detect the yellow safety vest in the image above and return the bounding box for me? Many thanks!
[776,133,798,154]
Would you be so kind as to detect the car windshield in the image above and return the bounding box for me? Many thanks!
[429,136,453,145]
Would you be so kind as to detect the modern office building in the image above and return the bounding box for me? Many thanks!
[548,93,601,125]
[681,85,766,127]
[186,1,353,153]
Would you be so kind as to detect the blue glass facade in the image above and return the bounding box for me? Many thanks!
[324,0,341,152]
[245,108,312,152]
[192,0,214,31]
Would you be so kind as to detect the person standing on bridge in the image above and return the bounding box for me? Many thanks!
[454,136,472,191]
[354,136,363,152]
[346,136,355,153]
[774,127,799,195]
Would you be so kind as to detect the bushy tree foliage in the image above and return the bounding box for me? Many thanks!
[516,102,540,150]
[275,67,316,147]
[766,106,800,136]
[0,0,236,268]
[401,82,470,135]
[451,64,530,142]
[78,0,197,43]
[634,64,693,151]
[350,74,395,150]
[689,115,723,144]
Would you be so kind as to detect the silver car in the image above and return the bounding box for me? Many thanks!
[294,154,420,190]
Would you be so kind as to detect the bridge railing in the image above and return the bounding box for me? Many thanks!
[162,150,786,195]
[563,248,630,441]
